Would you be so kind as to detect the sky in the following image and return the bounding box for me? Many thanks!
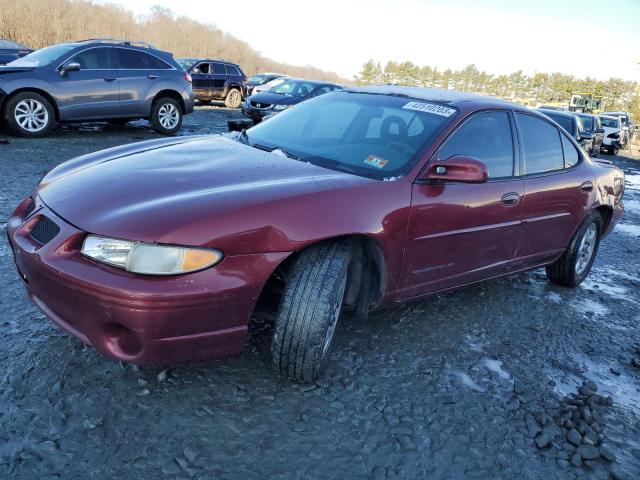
[100,0,640,81]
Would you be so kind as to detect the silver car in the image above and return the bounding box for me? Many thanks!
[0,39,194,137]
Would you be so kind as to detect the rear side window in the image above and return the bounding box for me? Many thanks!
[69,47,111,69]
[561,134,580,167]
[516,113,564,174]
[438,111,514,178]
[226,64,241,75]
[211,62,226,74]
[116,49,171,69]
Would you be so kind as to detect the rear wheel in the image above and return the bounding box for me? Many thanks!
[271,242,351,382]
[224,88,242,108]
[4,92,55,138]
[546,211,602,287]
[150,97,182,135]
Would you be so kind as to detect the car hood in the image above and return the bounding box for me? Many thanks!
[0,65,34,74]
[38,135,374,249]
[248,92,302,106]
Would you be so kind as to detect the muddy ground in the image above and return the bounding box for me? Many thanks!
[1,108,639,480]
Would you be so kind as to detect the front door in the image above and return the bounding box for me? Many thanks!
[56,47,120,120]
[190,62,211,100]
[210,62,227,99]
[402,110,524,299]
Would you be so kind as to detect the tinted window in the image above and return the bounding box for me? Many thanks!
[545,113,574,134]
[516,113,564,174]
[211,62,226,74]
[116,49,170,69]
[226,64,241,75]
[561,134,580,167]
[579,116,593,130]
[247,92,454,179]
[438,111,514,178]
[69,47,111,69]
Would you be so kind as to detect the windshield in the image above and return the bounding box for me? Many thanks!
[244,91,457,179]
[0,40,26,49]
[247,74,268,84]
[8,43,76,67]
[600,117,619,128]
[177,58,199,71]
[579,116,593,130]
[546,113,574,134]
[271,80,319,97]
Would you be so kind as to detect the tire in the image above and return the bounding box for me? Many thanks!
[546,211,602,287]
[224,88,242,109]
[271,242,351,382]
[150,97,182,135]
[3,91,55,138]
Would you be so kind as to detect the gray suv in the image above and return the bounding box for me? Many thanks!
[0,39,194,137]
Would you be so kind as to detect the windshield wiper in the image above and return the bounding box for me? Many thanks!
[250,142,304,161]
[238,129,249,145]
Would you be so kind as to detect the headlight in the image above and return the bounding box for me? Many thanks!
[81,235,223,275]
[273,104,289,111]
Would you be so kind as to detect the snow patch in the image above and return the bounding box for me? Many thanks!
[453,371,484,392]
[480,358,511,380]
[570,297,609,317]
[615,223,640,237]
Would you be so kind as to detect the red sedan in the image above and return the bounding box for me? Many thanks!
[7,86,625,382]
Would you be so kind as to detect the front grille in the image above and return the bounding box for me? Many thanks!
[29,216,60,245]
[250,101,271,109]
[23,197,35,219]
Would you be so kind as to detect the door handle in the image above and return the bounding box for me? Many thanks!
[148,74,158,80]
[580,181,594,192]
[103,76,116,82]
[501,192,520,207]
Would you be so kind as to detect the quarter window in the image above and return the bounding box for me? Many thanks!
[561,134,580,167]
[226,64,240,75]
[116,49,171,69]
[438,111,515,178]
[69,48,111,69]
[516,113,564,174]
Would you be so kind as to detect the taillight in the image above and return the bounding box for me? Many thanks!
[183,73,192,84]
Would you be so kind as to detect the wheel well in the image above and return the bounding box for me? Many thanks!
[4,88,60,120]
[153,90,185,113]
[253,235,385,320]
[595,205,613,234]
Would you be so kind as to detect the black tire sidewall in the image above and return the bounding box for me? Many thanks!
[151,97,182,135]
[5,92,55,138]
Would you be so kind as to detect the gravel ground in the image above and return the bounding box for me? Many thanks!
[1,108,639,480]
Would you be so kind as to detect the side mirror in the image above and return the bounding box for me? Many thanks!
[421,155,488,183]
[579,131,594,141]
[60,62,80,75]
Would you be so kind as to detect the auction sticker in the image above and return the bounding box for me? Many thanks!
[364,155,389,169]
[402,102,456,117]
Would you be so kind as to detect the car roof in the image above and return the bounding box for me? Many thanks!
[177,57,240,66]
[576,112,595,118]
[599,114,620,120]
[344,85,519,109]
[538,108,578,120]
[280,78,340,87]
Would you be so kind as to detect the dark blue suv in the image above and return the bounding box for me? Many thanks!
[0,39,194,137]
[177,58,245,108]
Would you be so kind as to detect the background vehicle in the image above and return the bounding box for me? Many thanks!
[252,76,289,95]
[538,108,594,155]
[241,78,341,122]
[0,39,32,65]
[598,114,623,155]
[600,111,633,149]
[8,87,624,382]
[177,58,245,108]
[568,92,602,113]
[576,112,605,156]
[244,72,285,96]
[0,39,194,137]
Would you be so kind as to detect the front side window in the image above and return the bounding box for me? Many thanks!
[245,92,456,179]
[69,47,111,69]
[516,113,564,174]
[194,63,210,74]
[438,111,515,178]
[116,49,171,69]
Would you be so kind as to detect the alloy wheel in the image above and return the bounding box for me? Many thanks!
[158,103,179,129]
[575,222,597,276]
[14,99,49,132]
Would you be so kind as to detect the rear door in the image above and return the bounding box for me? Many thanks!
[402,110,524,298]
[55,47,120,120]
[210,62,227,99]
[510,112,589,270]
[115,48,174,116]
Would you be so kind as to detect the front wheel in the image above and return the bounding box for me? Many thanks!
[150,97,182,135]
[4,92,56,137]
[224,88,242,109]
[546,212,602,287]
[271,242,351,382]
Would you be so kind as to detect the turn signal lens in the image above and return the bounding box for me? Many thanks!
[81,235,222,275]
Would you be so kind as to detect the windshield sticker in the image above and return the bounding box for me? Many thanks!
[364,155,389,169]
[402,102,456,117]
